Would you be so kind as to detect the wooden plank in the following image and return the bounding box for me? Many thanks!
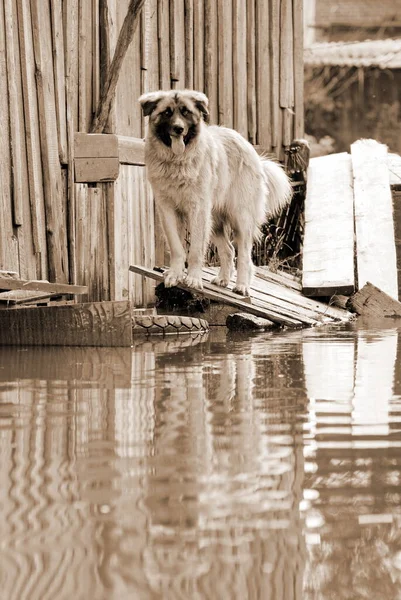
[0,301,133,347]
[246,0,256,142]
[4,0,23,226]
[50,0,68,163]
[184,0,194,89]
[204,0,218,123]
[193,0,204,91]
[117,136,145,165]
[64,0,79,283]
[218,0,233,128]
[302,153,355,297]
[233,0,247,138]
[0,290,60,305]
[351,139,398,300]
[140,0,159,94]
[256,0,271,147]
[0,1,19,274]
[74,133,119,158]
[293,0,304,138]
[270,0,280,150]
[92,0,100,113]
[74,158,120,183]
[170,0,185,87]
[0,276,87,295]
[280,0,294,109]
[16,0,47,272]
[348,282,401,318]
[157,0,170,89]
[31,0,69,282]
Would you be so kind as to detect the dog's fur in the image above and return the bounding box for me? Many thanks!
[138,89,292,295]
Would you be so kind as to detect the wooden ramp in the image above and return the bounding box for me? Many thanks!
[302,152,355,297]
[302,139,399,301]
[130,265,353,328]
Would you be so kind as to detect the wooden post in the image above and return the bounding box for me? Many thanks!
[91,0,147,133]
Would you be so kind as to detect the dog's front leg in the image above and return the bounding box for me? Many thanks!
[185,202,210,290]
[156,202,187,287]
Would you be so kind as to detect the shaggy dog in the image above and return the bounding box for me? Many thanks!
[138,89,292,295]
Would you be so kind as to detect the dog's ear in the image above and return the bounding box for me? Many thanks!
[187,91,210,123]
[138,92,165,117]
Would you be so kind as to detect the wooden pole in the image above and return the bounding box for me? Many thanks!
[90,0,147,133]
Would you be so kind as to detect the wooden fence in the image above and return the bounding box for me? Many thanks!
[0,0,304,305]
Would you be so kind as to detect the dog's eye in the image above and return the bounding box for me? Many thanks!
[163,108,172,117]
[180,106,189,116]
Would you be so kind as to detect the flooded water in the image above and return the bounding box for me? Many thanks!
[0,322,401,600]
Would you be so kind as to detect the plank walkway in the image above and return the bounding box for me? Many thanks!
[130,264,353,328]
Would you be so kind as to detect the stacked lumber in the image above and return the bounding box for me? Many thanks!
[302,139,399,301]
[130,264,354,328]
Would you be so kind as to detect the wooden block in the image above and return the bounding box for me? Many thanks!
[302,152,355,297]
[74,157,120,182]
[117,136,145,165]
[351,139,398,300]
[0,275,87,295]
[226,312,275,331]
[0,301,133,346]
[74,132,119,158]
[348,282,401,318]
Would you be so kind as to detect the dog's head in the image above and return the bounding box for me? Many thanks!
[138,90,209,156]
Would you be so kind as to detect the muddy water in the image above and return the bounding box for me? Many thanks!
[0,322,401,600]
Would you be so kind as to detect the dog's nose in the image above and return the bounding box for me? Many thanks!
[173,125,184,135]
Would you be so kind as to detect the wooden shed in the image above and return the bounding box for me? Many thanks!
[0,0,304,306]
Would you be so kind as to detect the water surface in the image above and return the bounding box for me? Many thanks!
[0,322,401,599]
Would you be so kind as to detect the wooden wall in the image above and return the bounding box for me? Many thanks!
[0,0,304,305]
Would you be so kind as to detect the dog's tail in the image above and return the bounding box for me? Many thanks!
[261,158,293,217]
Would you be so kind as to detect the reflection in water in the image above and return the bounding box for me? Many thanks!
[0,324,400,599]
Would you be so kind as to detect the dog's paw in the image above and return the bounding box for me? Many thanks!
[211,275,230,288]
[233,284,250,296]
[184,274,203,290]
[164,269,185,288]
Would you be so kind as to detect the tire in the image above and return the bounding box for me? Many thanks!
[132,314,209,336]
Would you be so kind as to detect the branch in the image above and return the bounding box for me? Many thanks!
[91,0,147,133]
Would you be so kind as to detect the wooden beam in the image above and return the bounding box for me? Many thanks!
[0,301,133,346]
[117,136,145,165]
[0,275,87,295]
[74,158,119,183]
[74,132,119,158]
[351,139,398,300]
[348,281,401,318]
[302,152,355,297]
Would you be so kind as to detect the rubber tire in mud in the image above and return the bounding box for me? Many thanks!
[132,314,209,336]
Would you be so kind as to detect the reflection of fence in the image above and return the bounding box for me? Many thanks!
[1,1,304,305]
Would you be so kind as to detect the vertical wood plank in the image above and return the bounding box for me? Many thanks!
[293,0,304,138]
[31,0,69,282]
[233,0,247,137]
[141,0,158,94]
[50,0,68,163]
[280,0,294,109]
[158,0,171,89]
[17,0,47,275]
[64,0,79,282]
[99,0,116,132]
[4,0,23,226]
[170,0,185,88]
[256,0,271,148]
[352,139,398,299]
[184,0,194,90]
[204,0,218,123]
[193,0,204,91]
[246,0,256,142]
[92,0,100,114]
[270,0,280,150]
[0,0,19,273]
[218,0,233,128]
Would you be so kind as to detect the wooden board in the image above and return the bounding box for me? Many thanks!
[74,132,119,158]
[130,265,353,327]
[302,152,355,297]
[348,282,401,318]
[233,0,247,138]
[0,275,87,295]
[351,139,398,300]
[0,301,133,347]
[74,157,120,182]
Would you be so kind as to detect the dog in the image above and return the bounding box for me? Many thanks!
[138,90,292,295]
